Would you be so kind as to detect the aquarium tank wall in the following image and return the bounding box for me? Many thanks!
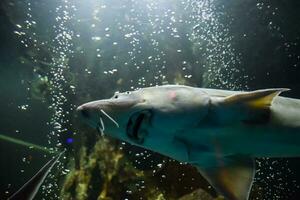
[0,0,300,199]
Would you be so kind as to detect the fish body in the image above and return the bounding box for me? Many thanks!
[77,85,300,200]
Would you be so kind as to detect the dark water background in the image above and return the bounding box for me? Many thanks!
[0,0,300,199]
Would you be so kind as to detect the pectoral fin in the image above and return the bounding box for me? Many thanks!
[223,88,289,109]
[195,155,255,200]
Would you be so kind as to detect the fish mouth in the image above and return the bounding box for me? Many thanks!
[77,105,119,136]
[126,110,152,144]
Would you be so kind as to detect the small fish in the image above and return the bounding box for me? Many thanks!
[8,150,65,200]
[77,85,300,200]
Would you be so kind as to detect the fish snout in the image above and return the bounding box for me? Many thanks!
[77,100,111,120]
[77,105,91,119]
[77,101,121,132]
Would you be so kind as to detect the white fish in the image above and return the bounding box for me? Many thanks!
[77,85,300,200]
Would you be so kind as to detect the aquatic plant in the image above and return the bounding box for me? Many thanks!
[60,135,222,200]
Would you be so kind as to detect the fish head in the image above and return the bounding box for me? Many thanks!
[77,90,147,139]
[77,86,210,152]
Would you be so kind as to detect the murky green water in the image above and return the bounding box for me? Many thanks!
[0,0,300,199]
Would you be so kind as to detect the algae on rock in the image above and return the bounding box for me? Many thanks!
[60,135,218,200]
[60,137,165,199]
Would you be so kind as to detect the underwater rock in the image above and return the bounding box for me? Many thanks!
[60,137,148,199]
[30,75,51,101]
[60,134,217,200]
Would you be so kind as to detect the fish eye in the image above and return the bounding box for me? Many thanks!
[126,91,131,94]
[112,91,120,99]
[112,93,119,99]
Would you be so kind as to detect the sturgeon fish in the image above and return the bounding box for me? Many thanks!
[77,85,300,200]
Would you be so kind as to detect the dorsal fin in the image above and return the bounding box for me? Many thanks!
[223,88,290,109]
